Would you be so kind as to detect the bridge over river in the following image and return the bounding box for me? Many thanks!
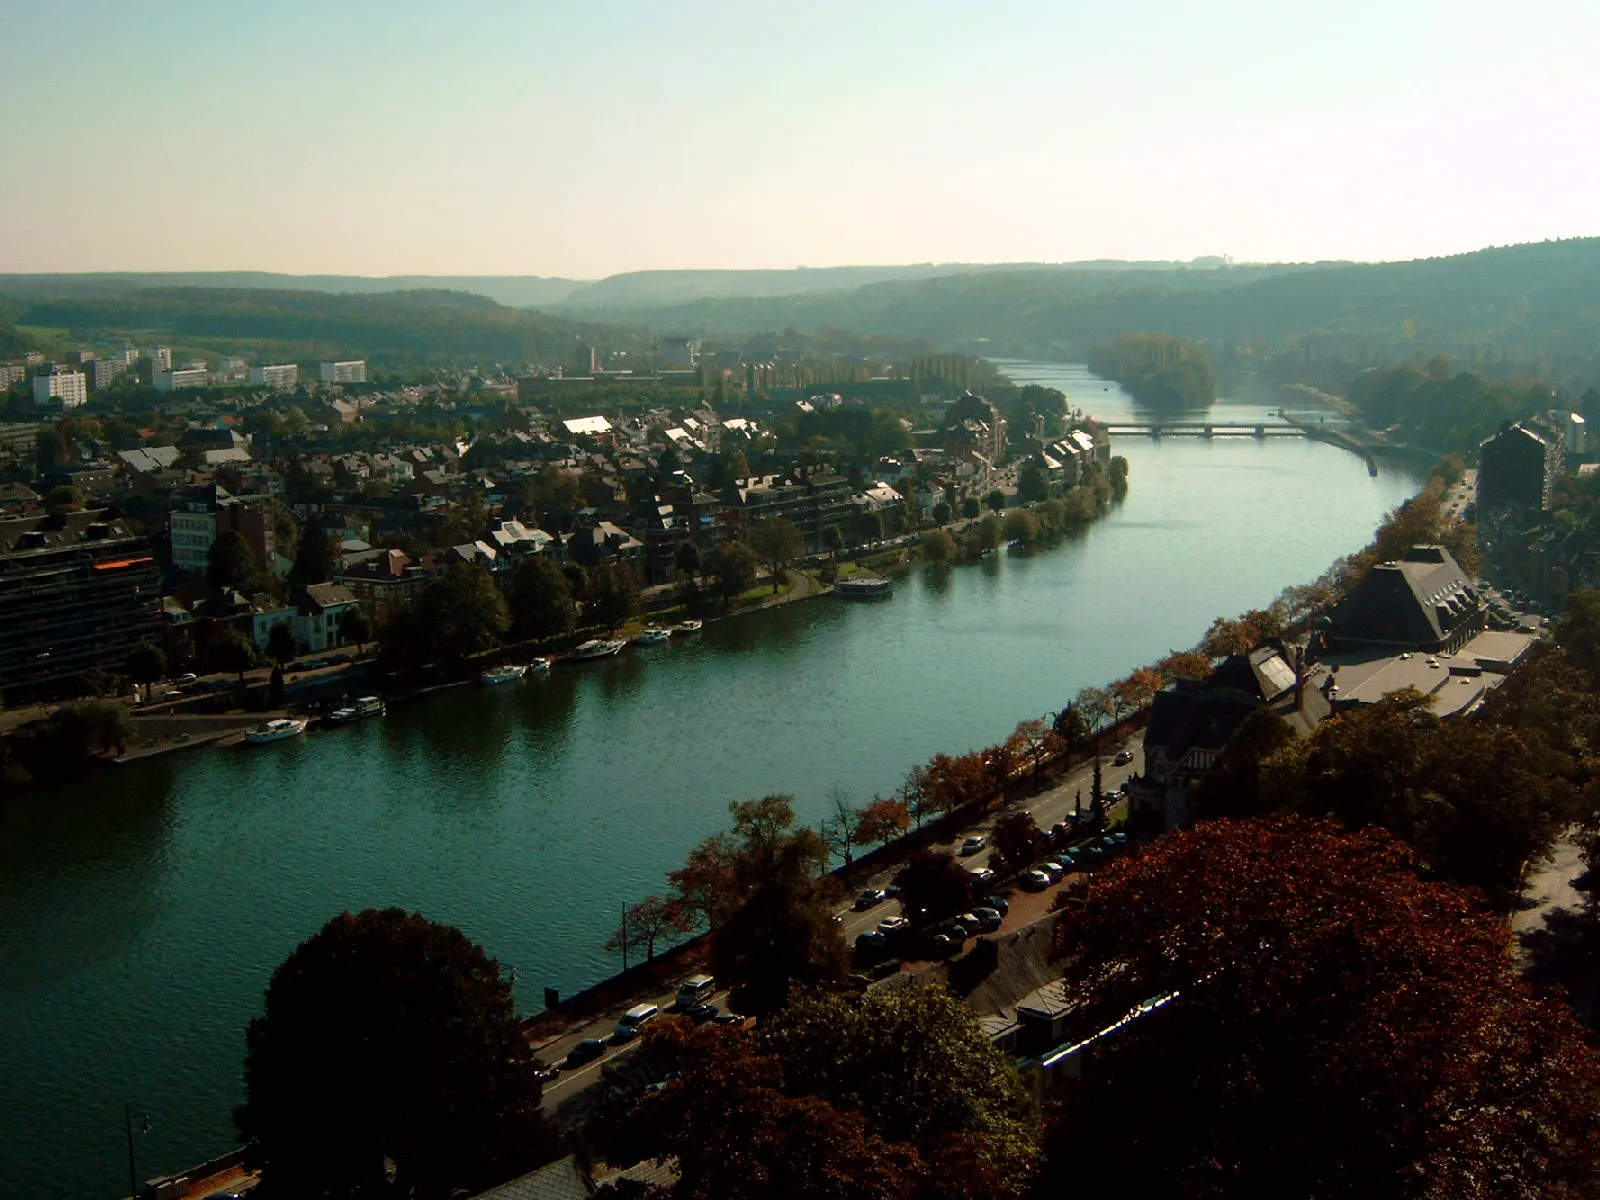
[1103,420,1303,439]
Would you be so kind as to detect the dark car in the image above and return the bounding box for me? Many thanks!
[565,1038,606,1067]
[971,907,1003,932]
[979,894,1009,916]
[1113,749,1134,766]
[679,1002,719,1024]
[854,888,888,911]
[711,1011,745,1026]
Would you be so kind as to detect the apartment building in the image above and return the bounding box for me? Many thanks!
[154,367,211,393]
[169,484,275,576]
[32,370,89,409]
[0,510,163,696]
[319,360,367,384]
[250,363,299,390]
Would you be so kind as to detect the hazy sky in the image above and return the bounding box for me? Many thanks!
[4,0,1597,278]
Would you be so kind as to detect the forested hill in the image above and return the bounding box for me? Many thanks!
[0,272,583,309]
[574,239,1600,384]
[9,288,634,370]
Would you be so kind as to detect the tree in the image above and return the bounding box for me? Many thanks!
[212,628,258,682]
[1046,816,1600,1200]
[710,540,759,605]
[266,621,298,666]
[857,510,884,546]
[855,796,911,847]
[606,895,694,966]
[415,561,511,664]
[589,560,642,628]
[34,427,65,476]
[976,514,1002,553]
[749,518,804,594]
[1556,587,1600,678]
[990,811,1044,873]
[236,908,560,1200]
[985,489,1005,512]
[669,831,743,931]
[1017,465,1048,503]
[340,607,371,653]
[1052,704,1091,755]
[1002,509,1037,544]
[1189,706,1295,821]
[821,525,844,560]
[508,557,575,642]
[892,850,972,923]
[620,1019,927,1200]
[207,530,261,593]
[760,987,1039,1188]
[675,540,703,579]
[712,795,844,1015]
[961,497,981,520]
[921,528,956,565]
[123,643,167,686]
[46,484,86,512]
[288,513,336,595]
[932,501,953,525]
[821,785,862,868]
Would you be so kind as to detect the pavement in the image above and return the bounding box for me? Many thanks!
[531,733,1145,1118]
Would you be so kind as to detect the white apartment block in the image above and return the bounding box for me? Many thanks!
[90,358,125,389]
[147,346,172,372]
[169,508,218,573]
[154,367,212,392]
[251,363,299,390]
[33,371,89,408]
[319,360,367,384]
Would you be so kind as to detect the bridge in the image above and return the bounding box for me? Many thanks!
[1102,421,1304,439]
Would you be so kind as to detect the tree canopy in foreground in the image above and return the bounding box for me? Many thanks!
[1044,816,1600,1200]
[236,908,560,1199]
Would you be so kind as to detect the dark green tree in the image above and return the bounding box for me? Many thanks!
[589,561,642,628]
[1017,465,1048,503]
[288,513,336,595]
[932,501,953,525]
[675,540,703,579]
[236,908,561,1200]
[123,643,167,686]
[207,531,262,593]
[985,489,1005,513]
[508,557,575,642]
[267,622,298,666]
[892,849,972,922]
[212,628,258,682]
[821,525,844,559]
[710,540,759,605]
[339,607,371,653]
[961,497,981,520]
[415,561,511,664]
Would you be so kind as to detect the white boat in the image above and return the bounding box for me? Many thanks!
[634,627,671,645]
[245,717,308,745]
[835,575,893,599]
[328,695,385,723]
[570,638,627,660]
[480,664,529,685]
[671,619,703,634]
[527,657,552,673]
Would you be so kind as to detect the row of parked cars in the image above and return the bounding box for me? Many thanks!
[1018,833,1129,889]
[551,974,740,1076]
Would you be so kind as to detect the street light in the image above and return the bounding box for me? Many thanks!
[125,1103,150,1199]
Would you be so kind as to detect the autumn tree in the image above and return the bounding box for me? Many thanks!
[1045,816,1600,1200]
[237,908,561,1200]
[855,796,911,847]
[921,528,956,565]
[749,518,805,593]
[668,831,742,931]
[990,811,1045,873]
[606,895,694,966]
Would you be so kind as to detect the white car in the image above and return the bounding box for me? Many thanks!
[877,916,910,935]
[959,835,987,857]
[969,867,996,886]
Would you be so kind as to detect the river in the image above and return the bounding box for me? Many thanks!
[0,364,1423,1199]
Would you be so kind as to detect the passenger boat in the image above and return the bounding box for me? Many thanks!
[245,717,308,744]
[527,656,552,673]
[330,695,385,722]
[835,575,893,600]
[671,619,703,634]
[633,627,671,645]
[570,638,627,660]
[480,663,529,685]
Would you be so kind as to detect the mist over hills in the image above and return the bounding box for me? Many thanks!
[0,272,583,309]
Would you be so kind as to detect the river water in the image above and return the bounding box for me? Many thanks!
[0,364,1422,1199]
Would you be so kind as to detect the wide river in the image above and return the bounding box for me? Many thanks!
[0,364,1423,1199]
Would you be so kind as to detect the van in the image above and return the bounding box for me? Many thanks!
[675,975,715,1007]
[612,1002,660,1042]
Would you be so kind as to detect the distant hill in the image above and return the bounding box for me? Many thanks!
[556,259,1241,310]
[10,287,635,371]
[0,272,584,309]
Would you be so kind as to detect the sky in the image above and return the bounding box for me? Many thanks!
[3,0,1598,279]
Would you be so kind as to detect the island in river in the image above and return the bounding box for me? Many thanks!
[1087,332,1217,408]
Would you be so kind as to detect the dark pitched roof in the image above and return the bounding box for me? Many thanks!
[1333,545,1477,648]
[1145,684,1261,759]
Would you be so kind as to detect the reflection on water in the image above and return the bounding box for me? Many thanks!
[0,364,1426,1200]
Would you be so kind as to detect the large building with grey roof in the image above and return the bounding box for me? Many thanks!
[1326,545,1483,654]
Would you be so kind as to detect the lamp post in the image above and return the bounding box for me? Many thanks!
[124,1103,150,1199]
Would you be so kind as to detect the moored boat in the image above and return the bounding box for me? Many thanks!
[671,619,703,634]
[480,664,529,685]
[527,657,552,673]
[245,717,308,745]
[633,627,671,645]
[835,575,893,599]
[328,695,385,723]
[569,638,627,660]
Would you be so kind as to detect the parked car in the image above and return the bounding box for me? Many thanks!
[971,907,1003,932]
[171,672,198,687]
[854,888,888,911]
[533,1066,562,1085]
[878,915,911,935]
[612,1002,660,1043]
[679,1002,719,1024]
[711,1011,745,1026]
[1051,820,1074,844]
[675,974,716,1007]
[969,867,996,886]
[565,1038,606,1067]
[925,933,959,958]
[301,659,330,669]
[959,835,987,857]
[1113,749,1134,766]
[1020,869,1052,891]
[1038,861,1065,883]
[978,894,1010,916]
